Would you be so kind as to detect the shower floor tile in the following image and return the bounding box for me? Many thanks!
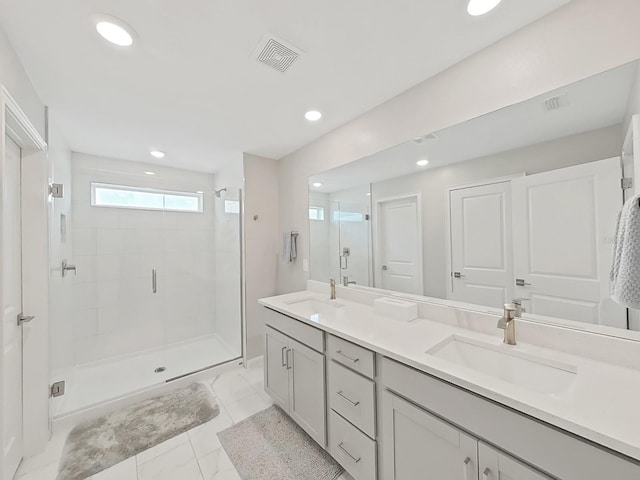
[52,335,240,417]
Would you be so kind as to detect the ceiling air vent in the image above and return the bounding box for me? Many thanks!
[254,34,302,73]
[413,133,438,144]
[542,94,570,112]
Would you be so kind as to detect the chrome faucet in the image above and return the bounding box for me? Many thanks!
[512,298,529,318]
[497,304,517,345]
[330,279,336,300]
[342,275,356,287]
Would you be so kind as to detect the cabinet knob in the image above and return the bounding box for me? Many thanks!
[482,467,492,480]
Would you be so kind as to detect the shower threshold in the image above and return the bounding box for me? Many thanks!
[51,334,240,418]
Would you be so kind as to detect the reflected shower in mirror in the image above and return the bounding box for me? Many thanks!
[309,59,640,334]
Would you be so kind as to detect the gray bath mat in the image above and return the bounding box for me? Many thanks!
[57,382,219,480]
[218,405,343,480]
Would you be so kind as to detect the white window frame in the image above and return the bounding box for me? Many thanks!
[90,182,204,213]
[309,205,325,221]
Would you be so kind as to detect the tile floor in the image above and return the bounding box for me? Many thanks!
[14,357,353,480]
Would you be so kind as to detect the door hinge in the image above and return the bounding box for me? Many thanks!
[49,183,64,198]
[621,177,633,190]
[51,381,65,398]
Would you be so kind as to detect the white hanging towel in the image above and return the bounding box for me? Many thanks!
[611,195,640,309]
[281,231,298,263]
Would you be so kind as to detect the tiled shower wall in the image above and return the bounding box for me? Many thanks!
[68,153,218,366]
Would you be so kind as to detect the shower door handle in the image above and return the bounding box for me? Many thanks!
[152,269,157,294]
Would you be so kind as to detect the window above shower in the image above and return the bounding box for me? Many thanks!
[91,182,204,213]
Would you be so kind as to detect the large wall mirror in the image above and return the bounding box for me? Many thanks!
[309,59,640,337]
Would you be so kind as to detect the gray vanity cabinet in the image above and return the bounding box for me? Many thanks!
[264,326,290,408]
[264,321,326,447]
[381,390,479,480]
[478,443,552,480]
[381,390,552,480]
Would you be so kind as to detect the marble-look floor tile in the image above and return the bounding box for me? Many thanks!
[209,372,256,404]
[197,448,240,480]
[224,392,272,423]
[88,457,137,479]
[136,432,190,465]
[137,442,203,480]
[15,462,58,480]
[188,410,233,459]
[16,427,71,478]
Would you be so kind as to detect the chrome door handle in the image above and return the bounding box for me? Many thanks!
[453,272,466,279]
[281,346,287,367]
[286,349,292,370]
[17,313,35,326]
[515,278,531,287]
[462,457,471,480]
[336,350,359,363]
[61,260,77,277]
[336,390,360,407]
[152,269,157,294]
[482,467,492,480]
[337,442,361,463]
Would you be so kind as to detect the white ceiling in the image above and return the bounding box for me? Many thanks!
[311,61,638,192]
[0,0,568,172]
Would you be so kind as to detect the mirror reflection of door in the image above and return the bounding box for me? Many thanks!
[376,195,423,295]
[448,180,514,308]
[512,157,627,328]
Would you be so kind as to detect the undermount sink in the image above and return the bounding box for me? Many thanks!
[426,335,577,395]
[284,297,346,313]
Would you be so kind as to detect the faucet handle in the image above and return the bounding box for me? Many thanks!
[503,303,516,320]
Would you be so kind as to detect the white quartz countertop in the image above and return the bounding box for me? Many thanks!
[259,290,640,462]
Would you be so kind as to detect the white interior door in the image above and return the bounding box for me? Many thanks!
[376,195,423,295]
[2,133,24,479]
[512,157,626,328]
[449,181,513,308]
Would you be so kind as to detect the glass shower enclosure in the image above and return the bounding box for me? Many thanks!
[49,154,243,418]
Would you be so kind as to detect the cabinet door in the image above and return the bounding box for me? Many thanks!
[382,391,478,480]
[264,326,290,410]
[289,337,327,446]
[479,442,552,480]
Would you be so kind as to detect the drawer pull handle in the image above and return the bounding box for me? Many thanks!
[281,347,287,367]
[336,350,360,363]
[337,390,360,407]
[482,467,491,480]
[338,442,361,464]
[286,348,292,370]
[462,457,471,480]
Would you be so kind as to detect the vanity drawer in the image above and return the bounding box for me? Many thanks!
[328,335,375,378]
[329,410,377,480]
[328,360,376,438]
[263,307,324,352]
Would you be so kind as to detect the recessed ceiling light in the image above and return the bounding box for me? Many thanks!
[467,0,502,16]
[416,159,429,167]
[144,171,155,176]
[305,110,322,122]
[312,182,323,187]
[95,17,134,46]
[366,193,371,196]
[150,150,165,158]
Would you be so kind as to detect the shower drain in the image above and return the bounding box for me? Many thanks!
[154,367,167,373]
